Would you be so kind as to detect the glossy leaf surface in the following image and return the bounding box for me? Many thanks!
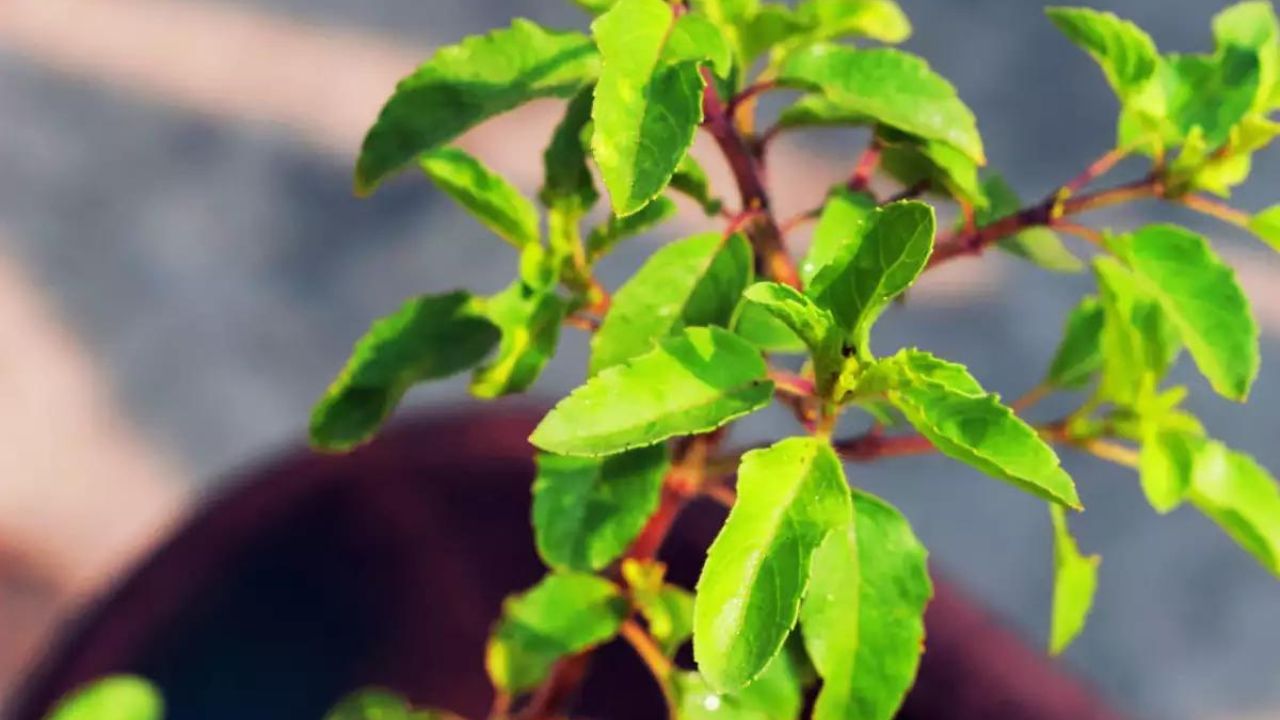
[694,437,852,691]
[532,327,773,456]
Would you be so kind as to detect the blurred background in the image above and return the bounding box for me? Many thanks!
[1,0,1278,718]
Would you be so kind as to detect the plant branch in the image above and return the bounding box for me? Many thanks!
[929,175,1161,268]
[1062,147,1129,195]
[847,140,883,192]
[769,367,817,398]
[728,80,778,117]
[701,68,802,289]
[1175,193,1253,228]
[1051,220,1105,246]
[620,620,677,717]
[834,431,939,461]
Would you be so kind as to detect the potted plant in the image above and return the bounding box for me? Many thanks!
[38,1,1280,718]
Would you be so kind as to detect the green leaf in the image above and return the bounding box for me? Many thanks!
[541,85,600,216]
[1138,427,1201,513]
[666,12,734,77]
[779,45,985,164]
[1092,257,1181,406]
[670,153,724,216]
[356,20,599,193]
[807,201,935,355]
[1190,442,1280,578]
[533,446,668,572]
[742,282,842,394]
[674,654,803,720]
[802,188,877,285]
[45,677,163,720]
[732,301,807,354]
[694,437,852,691]
[311,293,500,452]
[1045,7,1159,99]
[572,0,618,13]
[325,689,458,720]
[471,283,567,398]
[586,197,679,261]
[1115,225,1258,402]
[622,560,696,656]
[419,147,540,248]
[486,573,629,694]
[739,5,813,66]
[1248,205,1280,251]
[1048,504,1100,655]
[1046,297,1105,389]
[591,0,707,216]
[878,131,986,209]
[532,326,773,456]
[801,491,930,720]
[978,175,1083,273]
[1212,1,1279,112]
[591,233,752,373]
[1163,48,1261,148]
[859,349,1082,509]
[796,0,912,44]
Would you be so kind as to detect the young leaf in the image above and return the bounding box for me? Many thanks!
[778,45,985,164]
[742,282,843,394]
[357,21,599,193]
[471,283,567,398]
[1045,7,1159,99]
[694,437,852,691]
[1248,204,1280,251]
[1093,257,1180,406]
[670,153,724,216]
[1164,48,1261,148]
[420,147,540,248]
[807,201,935,355]
[486,573,628,694]
[1048,504,1100,655]
[1190,442,1280,578]
[796,0,912,44]
[801,187,877,284]
[801,491,931,720]
[586,197,679,261]
[858,349,1082,509]
[1046,297,1105,389]
[532,446,668,572]
[46,676,163,720]
[311,293,500,452]
[622,560,696,656]
[591,0,706,216]
[733,301,808,354]
[325,689,461,720]
[541,85,600,216]
[978,175,1083,273]
[1213,1,1279,111]
[1116,225,1258,402]
[1138,427,1201,513]
[532,326,773,456]
[591,233,752,373]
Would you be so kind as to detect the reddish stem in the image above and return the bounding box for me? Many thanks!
[848,141,883,192]
[835,432,938,461]
[929,177,1159,268]
[701,69,802,289]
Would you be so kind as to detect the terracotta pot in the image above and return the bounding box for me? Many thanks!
[11,408,1121,719]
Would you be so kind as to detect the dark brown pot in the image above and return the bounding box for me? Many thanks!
[10,408,1121,720]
